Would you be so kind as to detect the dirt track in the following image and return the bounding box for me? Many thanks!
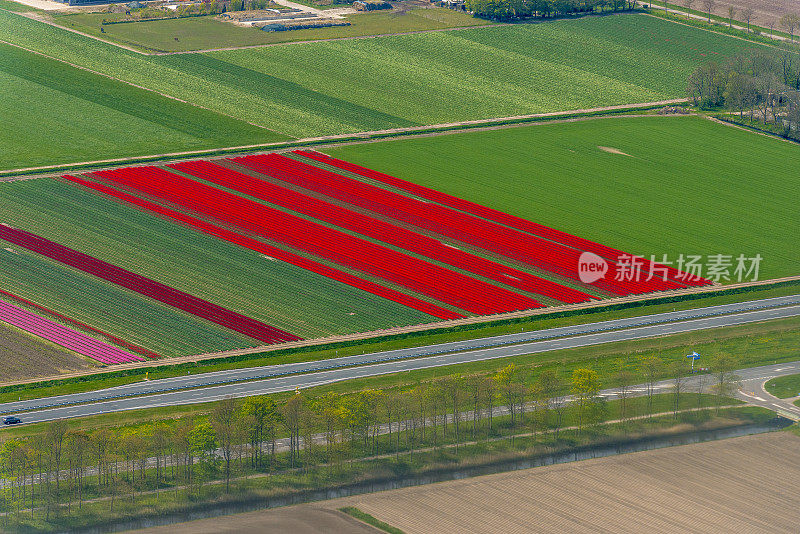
[130,507,381,534]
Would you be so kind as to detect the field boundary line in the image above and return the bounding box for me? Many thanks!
[639,2,795,43]
[0,100,687,179]
[0,37,279,133]
[640,10,793,51]
[9,9,150,54]
[153,21,506,55]
[706,115,800,146]
[4,6,505,56]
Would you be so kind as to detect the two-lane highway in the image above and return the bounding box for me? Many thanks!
[2,294,798,417]
[1,297,798,425]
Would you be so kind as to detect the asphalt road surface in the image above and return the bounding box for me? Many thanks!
[0,296,797,425]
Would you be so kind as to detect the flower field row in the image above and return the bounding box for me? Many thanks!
[169,160,594,305]
[232,154,687,296]
[0,298,142,364]
[62,175,461,321]
[293,150,711,288]
[0,287,159,360]
[90,166,541,315]
[0,223,300,345]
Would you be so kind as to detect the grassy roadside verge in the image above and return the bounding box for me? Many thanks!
[0,104,674,179]
[765,374,800,399]
[340,507,406,534]
[714,114,800,144]
[0,310,796,441]
[0,281,797,405]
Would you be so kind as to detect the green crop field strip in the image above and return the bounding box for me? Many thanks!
[0,41,286,170]
[52,8,488,53]
[326,115,800,281]
[0,10,779,155]
[0,248,259,356]
[0,179,434,342]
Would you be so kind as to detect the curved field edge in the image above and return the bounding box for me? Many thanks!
[764,374,800,399]
[0,10,777,142]
[325,115,800,281]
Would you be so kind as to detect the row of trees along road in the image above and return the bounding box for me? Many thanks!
[0,352,742,525]
[688,49,800,140]
[464,0,637,22]
[675,0,799,41]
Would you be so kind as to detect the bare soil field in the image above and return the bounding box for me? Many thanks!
[131,507,382,534]
[0,323,97,379]
[327,431,800,533]
[677,0,798,27]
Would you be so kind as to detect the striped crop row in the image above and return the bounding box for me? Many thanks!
[61,174,462,321]
[169,160,594,305]
[0,223,300,344]
[294,150,710,288]
[233,154,689,296]
[90,166,541,315]
[0,298,143,364]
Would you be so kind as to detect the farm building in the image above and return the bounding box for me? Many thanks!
[354,0,391,10]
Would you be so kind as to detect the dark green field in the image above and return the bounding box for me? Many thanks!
[326,115,800,281]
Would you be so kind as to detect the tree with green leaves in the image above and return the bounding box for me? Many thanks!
[283,394,303,468]
[441,375,465,450]
[65,431,89,513]
[494,364,526,431]
[241,395,280,470]
[210,397,240,493]
[189,421,218,493]
[571,368,601,432]
[314,392,341,465]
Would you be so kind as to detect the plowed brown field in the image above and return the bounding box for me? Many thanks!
[332,431,800,533]
[0,322,96,379]
[684,0,798,27]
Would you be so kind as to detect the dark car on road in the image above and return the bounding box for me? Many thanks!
[2,416,21,425]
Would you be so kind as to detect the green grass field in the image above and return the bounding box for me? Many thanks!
[0,179,435,341]
[326,115,800,281]
[0,10,778,149]
[52,8,488,53]
[0,42,286,170]
[764,374,800,399]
